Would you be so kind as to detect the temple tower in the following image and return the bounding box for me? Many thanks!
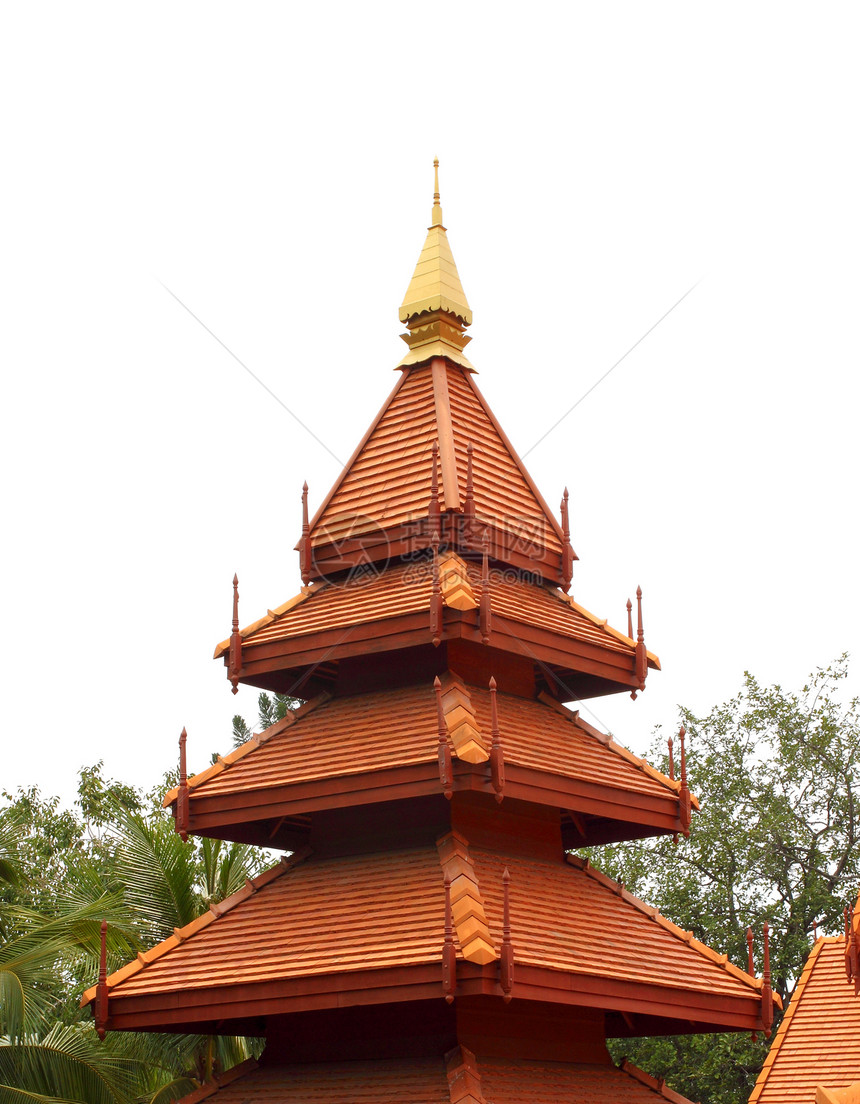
[83,165,776,1103]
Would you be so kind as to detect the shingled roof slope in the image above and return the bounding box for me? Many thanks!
[164,683,681,807]
[214,559,657,667]
[305,360,563,557]
[749,937,860,1104]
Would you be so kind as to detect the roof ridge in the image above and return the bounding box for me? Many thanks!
[564,854,764,995]
[81,849,313,1007]
[163,694,333,808]
[748,936,825,1104]
[214,583,323,658]
[176,1058,260,1103]
[619,1058,698,1104]
[536,691,691,806]
[436,830,496,965]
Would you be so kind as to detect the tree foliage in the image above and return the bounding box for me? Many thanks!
[593,659,860,1104]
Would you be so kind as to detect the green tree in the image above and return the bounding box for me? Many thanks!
[592,660,860,1104]
[0,762,269,1103]
[231,692,299,749]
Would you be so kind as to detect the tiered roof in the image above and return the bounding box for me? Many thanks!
[162,681,689,847]
[83,164,774,1104]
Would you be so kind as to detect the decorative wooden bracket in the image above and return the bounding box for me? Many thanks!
[299,481,311,587]
[176,727,189,842]
[560,487,574,593]
[435,676,453,800]
[463,441,475,542]
[760,921,773,1038]
[479,531,492,645]
[489,677,505,803]
[228,574,242,695]
[678,726,691,837]
[431,535,444,647]
[849,905,860,994]
[500,868,514,1002]
[746,926,758,1041]
[429,440,441,526]
[95,920,109,1040]
[442,872,456,1003]
[631,586,647,699]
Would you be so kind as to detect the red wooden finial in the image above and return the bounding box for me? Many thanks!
[631,585,647,698]
[627,598,633,640]
[678,726,691,837]
[846,906,854,982]
[852,906,860,995]
[463,441,475,540]
[668,732,678,845]
[435,677,452,800]
[812,918,818,940]
[431,533,443,648]
[500,867,514,1002]
[442,872,456,1003]
[228,574,242,695]
[176,727,189,843]
[429,440,441,523]
[561,488,574,592]
[95,919,109,1040]
[761,921,773,1038]
[299,482,311,587]
[489,676,505,803]
[480,530,492,645]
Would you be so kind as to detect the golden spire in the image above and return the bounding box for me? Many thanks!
[398,160,474,370]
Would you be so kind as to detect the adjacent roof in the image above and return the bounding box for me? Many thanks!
[83,838,764,1033]
[750,936,860,1104]
[175,1055,696,1104]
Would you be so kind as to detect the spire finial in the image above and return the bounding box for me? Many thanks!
[432,158,443,226]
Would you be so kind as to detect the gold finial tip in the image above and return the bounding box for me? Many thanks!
[432,158,442,224]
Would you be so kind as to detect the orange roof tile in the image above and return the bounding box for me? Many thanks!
[166,683,680,810]
[85,842,761,1020]
[305,360,563,558]
[750,937,860,1104]
[175,1054,695,1104]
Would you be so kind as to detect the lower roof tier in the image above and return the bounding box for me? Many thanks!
[173,1050,695,1104]
[164,678,692,847]
[82,831,773,1038]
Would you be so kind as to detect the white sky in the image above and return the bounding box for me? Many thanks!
[2,3,858,809]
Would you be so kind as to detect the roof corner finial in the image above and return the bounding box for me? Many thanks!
[431,157,443,227]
